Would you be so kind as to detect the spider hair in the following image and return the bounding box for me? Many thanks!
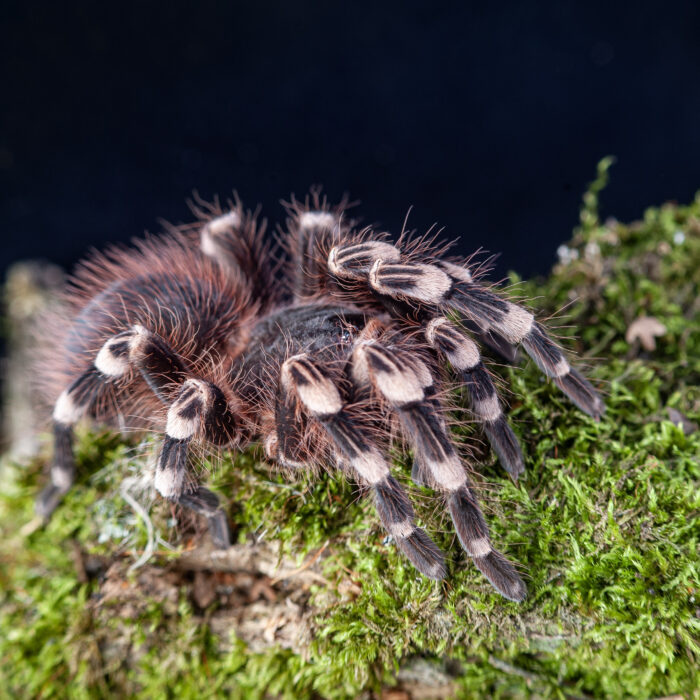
[34,190,605,603]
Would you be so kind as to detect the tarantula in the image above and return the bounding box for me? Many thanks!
[36,192,604,602]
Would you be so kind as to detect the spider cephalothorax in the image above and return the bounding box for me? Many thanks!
[36,192,604,602]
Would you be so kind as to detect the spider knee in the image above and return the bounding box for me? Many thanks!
[368,260,452,304]
[425,317,480,371]
[94,325,150,378]
[298,210,336,231]
[52,389,87,426]
[200,210,241,257]
[351,341,432,407]
[165,378,214,440]
[52,365,104,427]
[280,354,342,418]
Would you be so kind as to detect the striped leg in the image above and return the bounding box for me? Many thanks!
[461,318,519,364]
[100,326,237,545]
[279,354,446,579]
[36,368,104,518]
[426,317,525,479]
[289,208,343,299]
[39,326,237,548]
[95,324,188,400]
[38,322,185,519]
[156,378,236,548]
[351,340,526,602]
[271,381,309,469]
[199,205,275,304]
[328,241,605,419]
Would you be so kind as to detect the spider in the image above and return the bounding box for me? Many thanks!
[35,191,604,602]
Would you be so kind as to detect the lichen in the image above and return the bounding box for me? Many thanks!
[1,162,698,699]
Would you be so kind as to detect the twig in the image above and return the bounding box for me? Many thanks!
[269,541,329,585]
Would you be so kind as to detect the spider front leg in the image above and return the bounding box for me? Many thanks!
[279,354,447,579]
[351,339,527,601]
[328,240,605,419]
[37,368,104,518]
[99,327,238,547]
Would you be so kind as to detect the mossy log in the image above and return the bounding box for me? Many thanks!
[1,164,698,699]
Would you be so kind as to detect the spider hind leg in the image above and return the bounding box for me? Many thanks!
[279,354,447,579]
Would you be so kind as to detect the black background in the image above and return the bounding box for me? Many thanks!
[2,1,699,282]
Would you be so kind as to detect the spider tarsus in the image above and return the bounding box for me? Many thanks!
[36,482,69,521]
[523,323,605,418]
[179,486,231,549]
[473,551,527,602]
[448,486,527,600]
[482,417,526,480]
[395,527,447,580]
[554,366,606,420]
[207,512,232,550]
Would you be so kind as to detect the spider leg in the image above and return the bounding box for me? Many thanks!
[351,340,526,602]
[199,206,275,305]
[328,242,604,419]
[40,325,236,548]
[290,209,343,299]
[272,380,309,469]
[36,367,103,518]
[158,378,235,548]
[99,327,237,546]
[38,324,172,517]
[426,317,525,479]
[95,325,189,401]
[279,354,447,579]
[460,318,519,364]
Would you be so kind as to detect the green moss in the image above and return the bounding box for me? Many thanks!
[1,163,698,699]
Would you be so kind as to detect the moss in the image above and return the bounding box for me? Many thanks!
[1,162,698,699]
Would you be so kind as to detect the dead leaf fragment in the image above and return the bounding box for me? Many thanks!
[625,316,667,351]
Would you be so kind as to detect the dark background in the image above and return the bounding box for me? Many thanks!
[2,1,699,283]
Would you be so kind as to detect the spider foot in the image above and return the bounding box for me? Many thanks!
[179,487,231,550]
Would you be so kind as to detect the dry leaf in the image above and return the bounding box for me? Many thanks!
[625,316,667,351]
